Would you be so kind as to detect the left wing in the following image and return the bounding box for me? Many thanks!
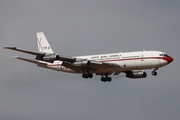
[4,47,44,56]
[5,46,61,63]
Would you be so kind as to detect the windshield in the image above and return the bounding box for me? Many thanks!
[159,53,168,56]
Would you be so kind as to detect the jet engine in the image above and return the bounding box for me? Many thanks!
[36,53,59,62]
[71,61,90,67]
[126,71,147,78]
[71,60,102,67]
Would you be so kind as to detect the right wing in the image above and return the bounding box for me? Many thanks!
[14,56,47,66]
[62,60,120,73]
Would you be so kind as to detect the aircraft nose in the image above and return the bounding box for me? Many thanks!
[163,56,173,63]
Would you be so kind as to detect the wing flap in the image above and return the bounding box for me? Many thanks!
[113,71,121,75]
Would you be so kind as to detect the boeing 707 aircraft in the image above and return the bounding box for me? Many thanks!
[5,32,173,82]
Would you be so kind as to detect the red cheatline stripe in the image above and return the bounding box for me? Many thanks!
[46,57,163,67]
[100,57,162,62]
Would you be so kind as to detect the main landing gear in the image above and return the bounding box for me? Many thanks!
[101,76,112,82]
[101,74,112,82]
[152,68,158,76]
[82,73,112,82]
[82,73,93,79]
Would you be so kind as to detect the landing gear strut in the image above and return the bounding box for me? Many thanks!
[152,68,158,76]
[101,74,112,82]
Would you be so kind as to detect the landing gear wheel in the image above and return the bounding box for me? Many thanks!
[82,73,93,79]
[101,77,112,82]
[82,73,88,78]
[151,68,158,76]
[89,73,93,78]
[152,71,157,76]
[101,77,105,82]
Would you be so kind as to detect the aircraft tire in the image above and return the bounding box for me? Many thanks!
[82,73,93,79]
[152,71,157,76]
[101,77,112,82]
[107,77,112,82]
[89,73,93,78]
[101,77,106,82]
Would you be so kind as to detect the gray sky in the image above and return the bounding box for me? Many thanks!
[0,0,180,120]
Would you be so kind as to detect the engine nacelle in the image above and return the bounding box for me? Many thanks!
[43,54,59,61]
[36,53,59,61]
[71,61,90,67]
[74,58,84,62]
[126,71,147,78]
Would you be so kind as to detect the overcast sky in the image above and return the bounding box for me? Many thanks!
[0,0,180,120]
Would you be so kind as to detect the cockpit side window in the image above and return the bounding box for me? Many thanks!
[159,53,168,56]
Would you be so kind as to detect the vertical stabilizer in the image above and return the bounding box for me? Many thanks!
[37,32,54,53]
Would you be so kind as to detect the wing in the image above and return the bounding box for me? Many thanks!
[56,55,121,73]
[14,56,47,66]
[4,47,44,56]
[58,55,85,63]
[4,46,57,63]
[62,60,121,74]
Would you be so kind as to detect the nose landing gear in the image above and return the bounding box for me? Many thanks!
[152,68,158,76]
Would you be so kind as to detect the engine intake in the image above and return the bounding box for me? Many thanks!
[126,71,147,78]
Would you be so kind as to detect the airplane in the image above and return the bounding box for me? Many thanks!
[4,32,173,82]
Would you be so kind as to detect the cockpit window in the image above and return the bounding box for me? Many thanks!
[159,54,168,56]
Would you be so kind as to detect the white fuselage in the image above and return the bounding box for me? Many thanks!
[44,50,172,74]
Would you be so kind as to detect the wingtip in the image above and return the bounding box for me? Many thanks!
[4,46,17,49]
